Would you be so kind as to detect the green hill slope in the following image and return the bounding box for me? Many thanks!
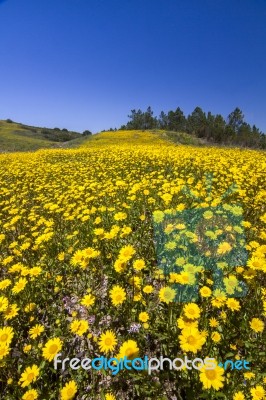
[0,120,82,152]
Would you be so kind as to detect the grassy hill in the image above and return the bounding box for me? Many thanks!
[0,119,206,153]
[0,120,82,152]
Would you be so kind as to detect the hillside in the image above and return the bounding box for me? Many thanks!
[0,120,82,152]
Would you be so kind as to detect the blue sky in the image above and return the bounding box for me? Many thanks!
[0,0,266,133]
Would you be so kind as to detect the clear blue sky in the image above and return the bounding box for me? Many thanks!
[0,0,266,133]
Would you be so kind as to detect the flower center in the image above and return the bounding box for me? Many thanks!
[0,334,8,341]
[187,335,196,345]
[27,373,34,381]
[205,370,216,380]
[105,338,112,346]
[49,344,58,353]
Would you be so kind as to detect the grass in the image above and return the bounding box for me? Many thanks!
[0,120,82,152]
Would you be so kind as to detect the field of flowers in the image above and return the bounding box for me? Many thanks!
[0,130,265,400]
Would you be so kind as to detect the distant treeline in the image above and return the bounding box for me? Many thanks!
[119,106,266,149]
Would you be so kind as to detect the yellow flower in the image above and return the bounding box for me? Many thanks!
[250,385,265,400]
[11,277,27,294]
[217,241,232,255]
[159,286,176,304]
[117,339,139,360]
[177,317,198,330]
[179,327,206,353]
[118,245,135,262]
[4,303,19,320]
[105,393,116,400]
[0,296,9,312]
[0,344,10,359]
[133,259,146,271]
[199,364,225,390]
[80,293,95,307]
[153,210,164,223]
[143,285,153,294]
[209,318,219,328]
[244,372,255,380]
[22,389,39,400]
[233,391,245,400]
[250,318,264,333]
[60,380,78,400]
[70,319,89,336]
[0,279,12,290]
[183,303,201,320]
[98,330,117,354]
[199,286,212,298]
[23,344,32,353]
[211,331,221,343]
[42,337,63,362]
[139,312,149,322]
[110,285,126,306]
[226,298,241,311]
[0,326,14,346]
[29,324,44,339]
[19,365,40,388]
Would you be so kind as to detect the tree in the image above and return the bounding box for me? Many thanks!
[167,107,186,131]
[82,130,92,136]
[227,108,244,132]
[186,107,206,136]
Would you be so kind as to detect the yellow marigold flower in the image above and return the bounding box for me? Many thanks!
[244,372,255,380]
[217,241,232,255]
[177,317,198,330]
[109,285,126,306]
[199,363,225,391]
[29,324,44,339]
[250,385,265,400]
[133,259,146,271]
[117,339,139,360]
[233,391,245,400]
[98,330,117,354]
[70,319,89,336]
[23,344,32,353]
[143,285,153,294]
[183,303,201,320]
[159,286,176,304]
[105,393,116,400]
[179,327,206,353]
[226,298,241,311]
[22,389,38,400]
[0,344,10,359]
[211,331,221,343]
[114,258,127,273]
[118,245,135,262]
[0,296,9,312]
[80,293,95,307]
[203,210,213,220]
[209,318,219,328]
[249,318,264,333]
[60,380,78,400]
[12,277,27,294]
[200,286,212,297]
[42,337,63,362]
[0,326,14,346]
[0,279,12,290]
[19,365,40,388]
[153,210,164,223]
[139,312,149,322]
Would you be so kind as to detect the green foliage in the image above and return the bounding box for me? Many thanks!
[121,106,266,149]
[0,120,82,152]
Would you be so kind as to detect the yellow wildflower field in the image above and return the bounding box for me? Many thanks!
[0,131,265,399]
